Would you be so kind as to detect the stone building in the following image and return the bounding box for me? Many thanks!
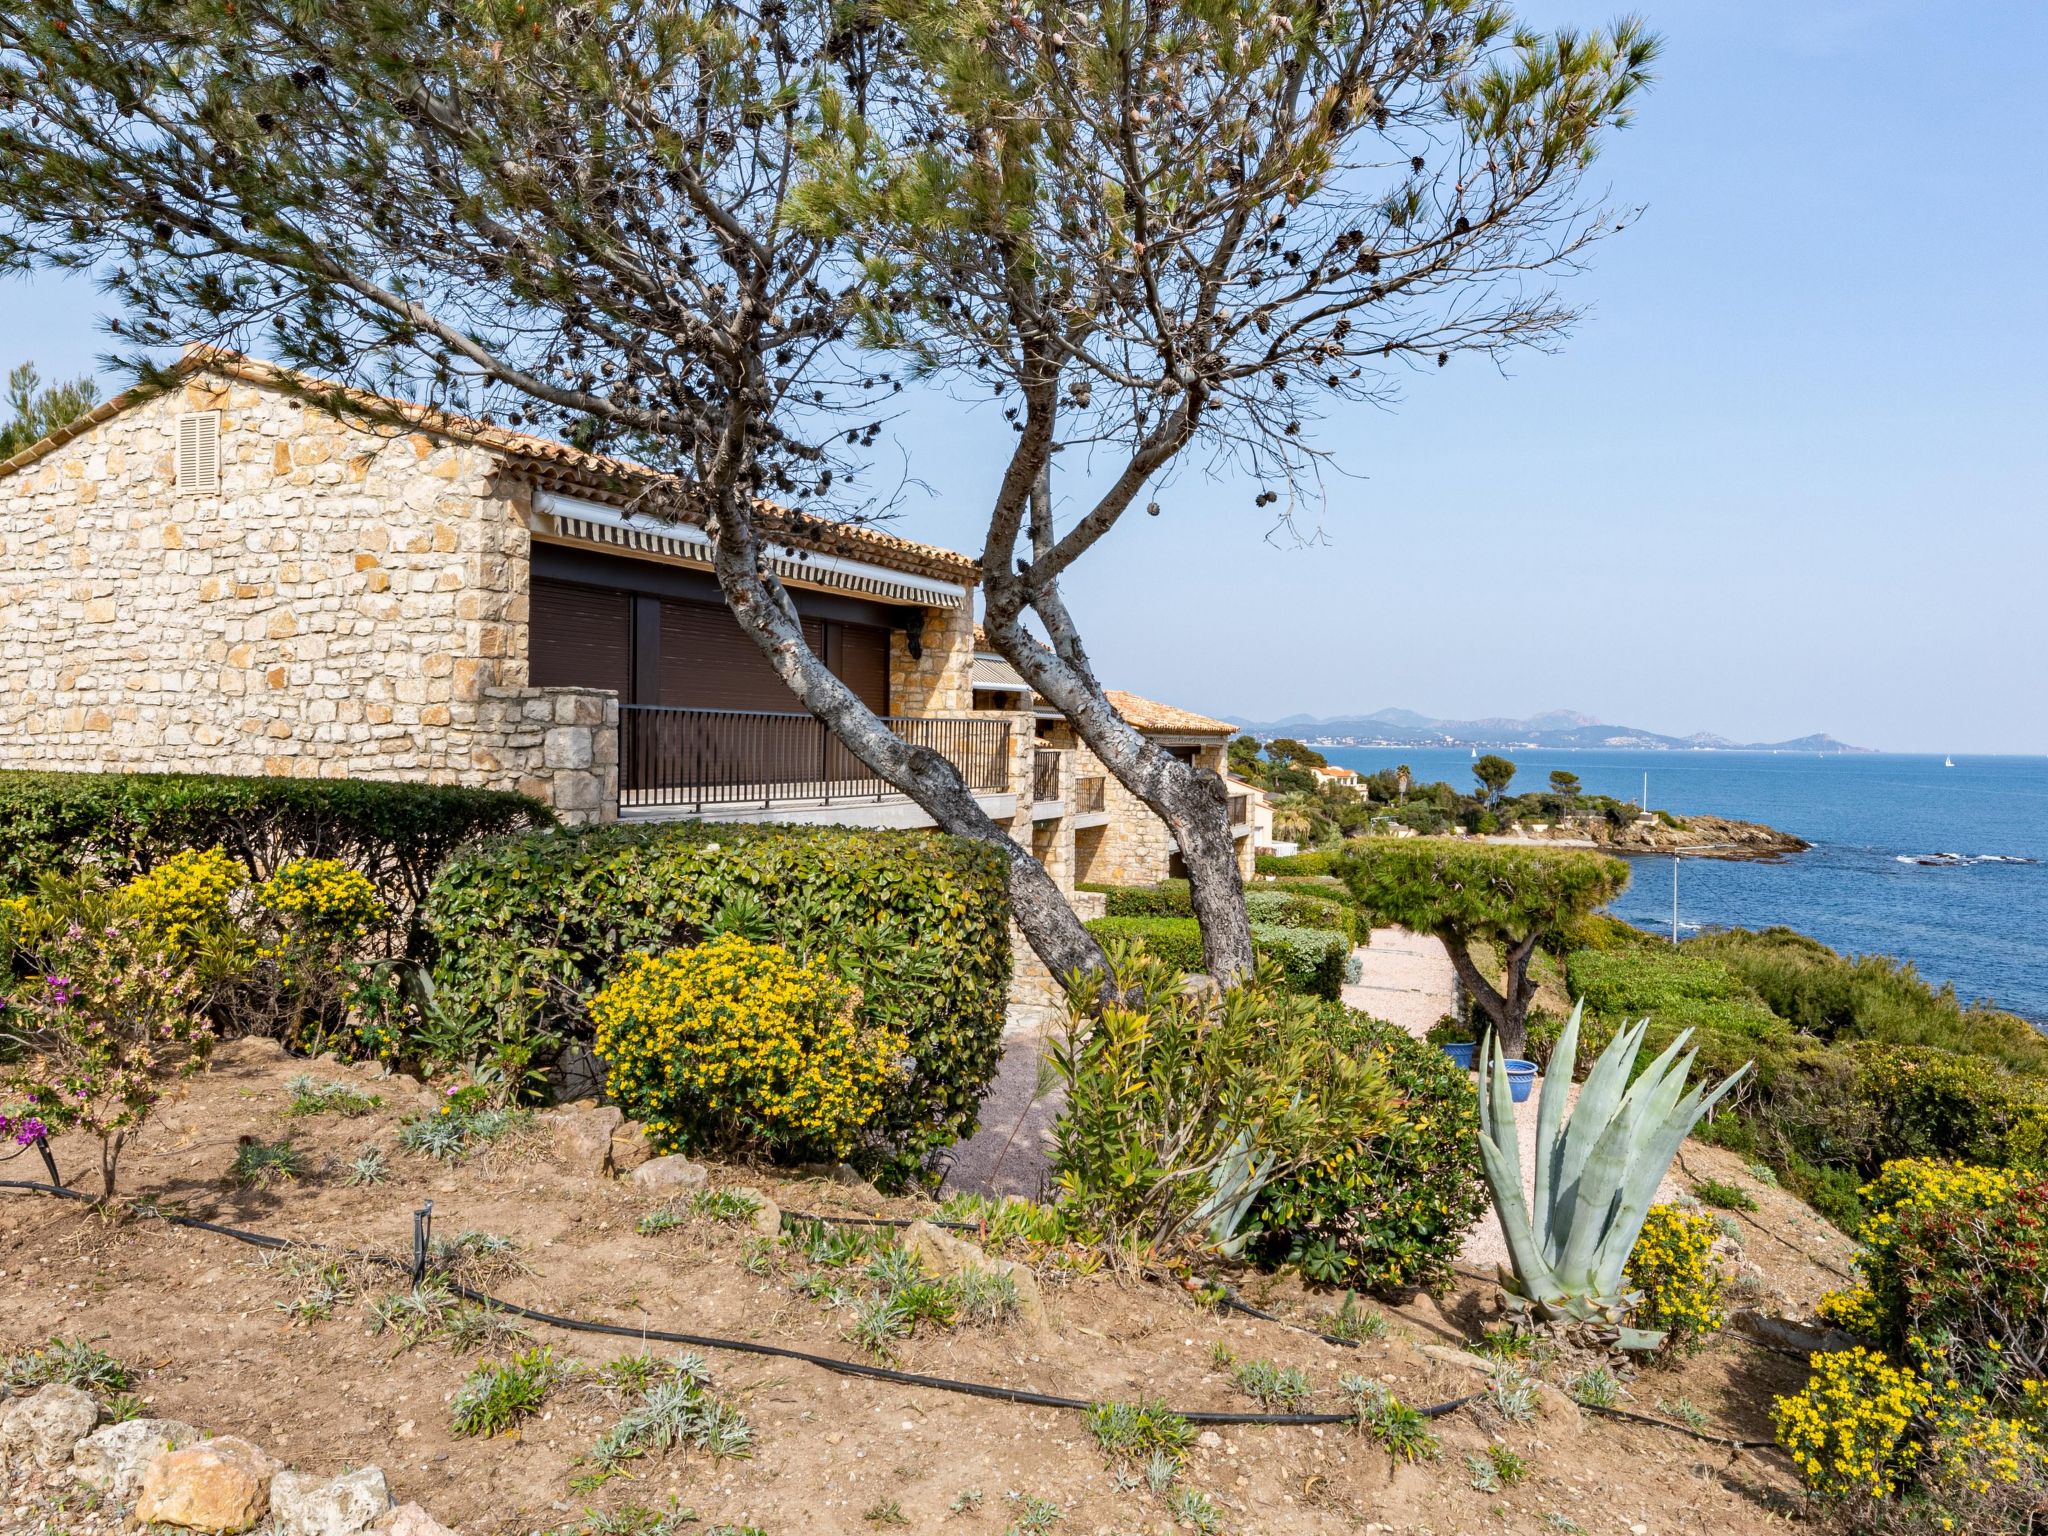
[0,348,1268,1018]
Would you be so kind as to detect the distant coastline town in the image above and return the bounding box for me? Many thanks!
[1224,706,1872,755]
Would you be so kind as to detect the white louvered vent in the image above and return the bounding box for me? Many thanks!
[175,410,220,492]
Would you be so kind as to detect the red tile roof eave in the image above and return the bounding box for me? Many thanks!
[0,348,982,587]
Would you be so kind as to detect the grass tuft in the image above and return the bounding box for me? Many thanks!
[285,1073,383,1118]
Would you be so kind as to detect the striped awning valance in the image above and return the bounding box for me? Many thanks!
[528,490,969,610]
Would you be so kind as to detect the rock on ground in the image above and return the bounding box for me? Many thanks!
[133,1434,279,1533]
[630,1153,708,1191]
[374,1503,459,1536]
[0,1384,99,1470]
[608,1120,653,1173]
[71,1417,202,1501]
[271,1464,395,1536]
[900,1219,1047,1331]
[538,1104,623,1178]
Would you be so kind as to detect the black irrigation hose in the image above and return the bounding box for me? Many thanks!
[2,1178,1474,1429]
[1579,1401,1777,1451]
[441,1276,1475,1427]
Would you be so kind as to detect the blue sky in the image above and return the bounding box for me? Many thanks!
[6,0,2044,752]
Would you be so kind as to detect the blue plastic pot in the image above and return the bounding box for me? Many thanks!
[1439,1041,1477,1071]
[1504,1059,1539,1103]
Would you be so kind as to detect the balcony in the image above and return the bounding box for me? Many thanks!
[620,706,1012,817]
[1033,749,1062,805]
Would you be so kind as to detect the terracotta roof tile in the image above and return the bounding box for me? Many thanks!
[1105,690,1239,737]
[0,348,979,584]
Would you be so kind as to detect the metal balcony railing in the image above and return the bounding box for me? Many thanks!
[1033,749,1061,803]
[620,707,1012,811]
[1229,793,1250,824]
[1075,775,1107,813]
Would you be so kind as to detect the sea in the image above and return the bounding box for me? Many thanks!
[1311,747,2048,1025]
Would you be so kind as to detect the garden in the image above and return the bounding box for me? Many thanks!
[3,770,2043,1534]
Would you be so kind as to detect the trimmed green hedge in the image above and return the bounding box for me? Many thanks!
[1082,878,1364,944]
[424,820,1012,1173]
[1255,849,1343,876]
[0,770,549,947]
[1084,914,1349,1000]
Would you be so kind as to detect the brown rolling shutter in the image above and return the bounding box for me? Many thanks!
[530,578,630,696]
[657,597,826,712]
[832,623,891,714]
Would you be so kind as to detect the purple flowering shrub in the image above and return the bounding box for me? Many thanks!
[0,882,217,1202]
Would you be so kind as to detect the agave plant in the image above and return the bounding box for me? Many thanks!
[1476,1002,1749,1350]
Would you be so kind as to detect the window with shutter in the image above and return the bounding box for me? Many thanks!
[530,578,632,696]
[175,411,220,493]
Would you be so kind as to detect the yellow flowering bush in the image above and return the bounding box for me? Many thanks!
[1623,1204,1726,1358]
[256,858,387,943]
[589,934,903,1160]
[1817,1282,1883,1339]
[1774,1346,1932,1502]
[1775,1348,2048,1525]
[1849,1158,2047,1403]
[118,847,246,950]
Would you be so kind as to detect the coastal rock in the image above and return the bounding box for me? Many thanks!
[270,1465,395,1536]
[72,1417,203,1500]
[1,1384,100,1469]
[631,1154,708,1191]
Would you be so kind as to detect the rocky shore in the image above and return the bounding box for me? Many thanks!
[1488,811,1809,861]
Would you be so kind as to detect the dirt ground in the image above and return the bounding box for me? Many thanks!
[2,1038,1845,1536]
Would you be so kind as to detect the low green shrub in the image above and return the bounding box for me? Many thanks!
[424,820,1010,1177]
[1250,1007,1487,1293]
[1255,849,1342,876]
[1084,880,1364,944]
[1047,946,1393,1255]
[1690,927,2048,1077]
[0,770,547,948]
[1082,916,1349,999]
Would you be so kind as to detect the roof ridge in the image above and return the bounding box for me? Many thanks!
[1,347,979,582]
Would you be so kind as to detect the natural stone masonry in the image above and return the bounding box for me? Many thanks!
[0,373,611,821]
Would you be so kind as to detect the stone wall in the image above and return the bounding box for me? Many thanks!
[889,601,975,717]
[0,370,613,822]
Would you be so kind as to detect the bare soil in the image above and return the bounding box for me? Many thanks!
[2,1038,1846,1536]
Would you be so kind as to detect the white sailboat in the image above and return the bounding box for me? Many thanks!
[1945,755,1955,768]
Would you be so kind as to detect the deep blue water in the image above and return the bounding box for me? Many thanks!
[1314,747,2048,1023]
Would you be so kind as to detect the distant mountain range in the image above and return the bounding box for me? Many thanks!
[1223,707,1872,754]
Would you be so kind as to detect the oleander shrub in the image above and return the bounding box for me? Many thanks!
[589,934,904,1161]
[1623,1204,1727,1359]
[0,880,222,1201]
[1082,916,1349,999]
[1249,1007,1487,1294]
[0,770,548,951]
[1048,946,1393,1255]
[424,820,1010,1173]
